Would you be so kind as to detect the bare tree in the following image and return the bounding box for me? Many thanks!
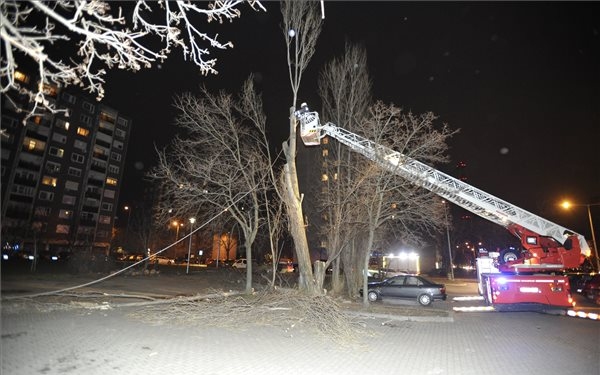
[149,77,272,294]
[261,186,288,287]
[279,0,323,294]
[344,102,456,306]
[128,202,162,270]
[0,0,265,122]
[316,42,372,294]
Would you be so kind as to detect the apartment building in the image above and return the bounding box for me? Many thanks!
[1,71,131,257]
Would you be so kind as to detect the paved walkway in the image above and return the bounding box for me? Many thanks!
[2,272,599,375]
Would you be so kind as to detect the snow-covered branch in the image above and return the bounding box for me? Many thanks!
[1,0,265,120]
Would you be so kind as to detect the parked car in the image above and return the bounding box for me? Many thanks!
[232,258,256,269]
[149,255,174,265]
[360,274,447,306]
[568,273,594,293]
[278,259,294,273]
[581,274,600,303]
[368,268,410,279]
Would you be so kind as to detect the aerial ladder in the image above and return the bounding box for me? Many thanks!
[294,103,591,309]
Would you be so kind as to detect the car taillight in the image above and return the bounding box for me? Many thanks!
[441,287,446,293]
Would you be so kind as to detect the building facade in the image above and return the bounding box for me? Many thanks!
[1,71,131,257]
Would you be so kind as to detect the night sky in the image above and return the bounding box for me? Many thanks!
[102,2,599,238]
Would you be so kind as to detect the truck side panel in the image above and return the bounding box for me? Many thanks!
[482,273,573,309]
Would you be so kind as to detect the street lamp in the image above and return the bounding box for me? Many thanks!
[186,217,196,274]
[561,201,600,271]
[124,205,132,249]
[172,220,183,241]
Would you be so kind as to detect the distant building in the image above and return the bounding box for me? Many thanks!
[1,70,131,257]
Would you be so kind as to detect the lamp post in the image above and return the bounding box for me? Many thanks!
[172,220,183,259]
[561,201,600,271]
[124,205,132,249]
[172,220,182,242]
[186,217,196,274]
[442,200,455,280]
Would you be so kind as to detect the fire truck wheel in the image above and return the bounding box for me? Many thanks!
[499,249,520,264]
[418,294,432,306]
[367,291,379,302]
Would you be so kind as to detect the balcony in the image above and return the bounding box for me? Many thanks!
[82,205,99,213]
[13,176,37,187]
[90,163,106,173]
[85,190,101,199]
[21,145,44,156]
[92,152,108,161]
[97,126,113,137]
[87,178,103,187]
[4,209,30,220]
[95,138,111,149]
[78,219,96,227]
[25,131,48,143]
[17,160,42,171]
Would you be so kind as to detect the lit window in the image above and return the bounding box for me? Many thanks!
[321,174,328,182]
[77,127,90,137]
[56,225,70,234]
[322,149,328,157]
[99,215,111,224]
[14,71,30,83]
[49,147,65,158]
[55,119,70,130]
[40,83,58,96]
[24,137,45,152]
[58,209,72,219]
[100,111,116,123]
[106,177,117,186]
[41,176,57,187]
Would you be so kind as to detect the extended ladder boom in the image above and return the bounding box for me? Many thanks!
[295,106,590,255]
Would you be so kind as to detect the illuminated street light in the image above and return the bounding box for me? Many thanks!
[172,220,182,242]
[124,205,132,249]
[561,200,600,272]
[186,217,196,274]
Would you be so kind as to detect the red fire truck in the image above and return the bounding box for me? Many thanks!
[295,103,591,311]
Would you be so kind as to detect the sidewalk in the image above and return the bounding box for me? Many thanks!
[2,271,599,375]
